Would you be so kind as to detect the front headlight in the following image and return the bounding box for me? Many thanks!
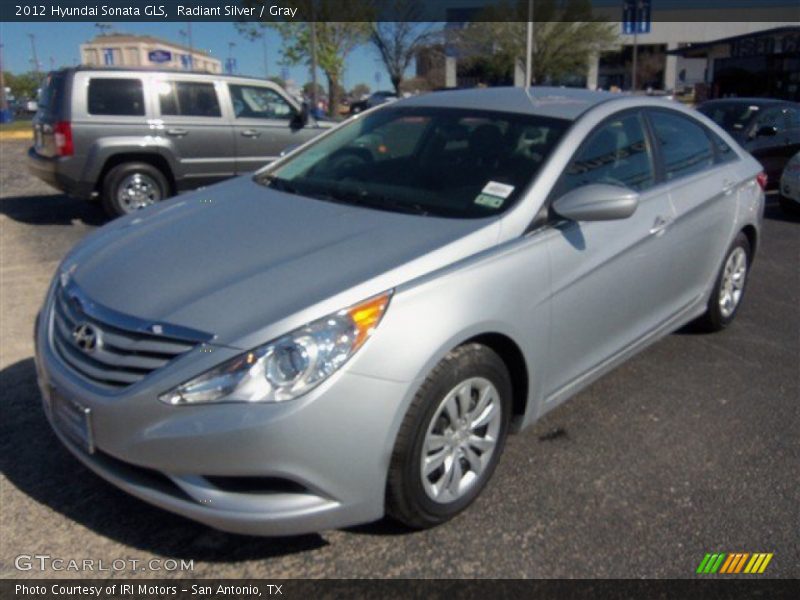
[159,292,392,405]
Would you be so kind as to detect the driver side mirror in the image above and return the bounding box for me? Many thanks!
[755,125,778,138]
[552,183,639,222]
[291,102,310,130]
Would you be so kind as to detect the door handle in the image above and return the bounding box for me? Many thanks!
[722,179,736,195]
[241,129,261,138]
[166,128,188,137]
[649,215,672,236]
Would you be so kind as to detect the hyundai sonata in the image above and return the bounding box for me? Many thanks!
[35,87,764,535]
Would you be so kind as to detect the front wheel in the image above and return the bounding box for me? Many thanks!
[694,232,751,332]
[386,344,512,529]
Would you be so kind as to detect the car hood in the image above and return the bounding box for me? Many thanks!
[65,176,499,347]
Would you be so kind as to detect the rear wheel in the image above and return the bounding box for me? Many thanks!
[386,344,512,529]
[102,162,169,218]
[694,232,751,332]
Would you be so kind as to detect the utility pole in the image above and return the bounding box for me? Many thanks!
[28,33,41,77]
[227,42,236,74]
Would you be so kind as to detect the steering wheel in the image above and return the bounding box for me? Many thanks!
[326,148,374,175]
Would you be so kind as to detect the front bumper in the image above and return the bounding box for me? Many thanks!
[34,309,417,536]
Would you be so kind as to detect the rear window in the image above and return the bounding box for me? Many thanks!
[38,72,66,116]
[87,78,145,116]
[159,81,221,117]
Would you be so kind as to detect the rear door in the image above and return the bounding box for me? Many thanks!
[154,77,236,188]
[226,83,321,173]
[646,109,737,308]
[544,110,678,399]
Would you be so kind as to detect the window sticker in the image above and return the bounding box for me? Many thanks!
[482,181,515,198]
[474,193,505,208]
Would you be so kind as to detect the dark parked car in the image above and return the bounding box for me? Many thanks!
[349,90,398,115]
[28,68,332,217]
[697,98,800,186]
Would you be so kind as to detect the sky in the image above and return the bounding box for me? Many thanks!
[0,22,405,91]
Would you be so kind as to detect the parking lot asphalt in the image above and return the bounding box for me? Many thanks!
[1,139,798,579]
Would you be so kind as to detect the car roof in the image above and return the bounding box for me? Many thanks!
[54,66,281,87]
[397,86,624,121]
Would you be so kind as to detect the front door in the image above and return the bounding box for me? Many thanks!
[544,111,677,400]
[227,83,321,173]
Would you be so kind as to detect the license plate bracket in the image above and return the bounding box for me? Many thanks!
[51,389,95,454]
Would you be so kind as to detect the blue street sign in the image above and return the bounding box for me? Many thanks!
[180,54,192,70]
[225,57,237,74]
[622,0,651,35]
[103,48,114,66]
[148,49,172,63]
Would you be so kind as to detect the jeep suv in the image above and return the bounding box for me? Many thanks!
[29,67,332,216]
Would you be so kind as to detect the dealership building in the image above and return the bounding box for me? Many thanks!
[80,34,222,73]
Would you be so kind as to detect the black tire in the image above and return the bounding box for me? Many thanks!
[778,195,800,218]
[102,162,170,218]
[386,343,512,529]
[694,232,752,332]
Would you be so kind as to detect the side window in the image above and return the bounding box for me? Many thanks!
[229,85,294,121]
[560,113,655,195]
[159,81,221,117]
[87,78,145,116]
[708,130,738,165]
[782,107,799,129]
[752,107,784,133]
[649,111,714,180]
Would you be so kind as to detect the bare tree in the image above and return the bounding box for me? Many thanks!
[370,1,438,94]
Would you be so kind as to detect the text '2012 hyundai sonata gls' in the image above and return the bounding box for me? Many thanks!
[35,87,765,535]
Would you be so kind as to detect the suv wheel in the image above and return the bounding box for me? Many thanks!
[694,232,751,332]
[102,162,169,217]
[386,343,512,529]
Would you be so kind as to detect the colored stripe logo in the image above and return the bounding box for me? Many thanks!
[696,553,773,574]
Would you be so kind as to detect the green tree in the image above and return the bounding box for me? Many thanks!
[237,2,372,116]
[3,71,42,100]
[370,1,438,94]
[457,0,617,85]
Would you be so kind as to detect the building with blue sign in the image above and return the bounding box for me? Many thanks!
[80,34,221,73]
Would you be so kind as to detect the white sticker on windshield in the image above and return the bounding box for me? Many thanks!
[482,181,515,198]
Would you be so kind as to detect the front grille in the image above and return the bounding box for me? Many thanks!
[51,282,205,389]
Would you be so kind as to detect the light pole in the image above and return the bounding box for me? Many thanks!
[631,0,642,91]
[227,42,236,74]
[0,43,9,122]
[310,21,319,115]
[262,34,269,79]
[524,0,534,88]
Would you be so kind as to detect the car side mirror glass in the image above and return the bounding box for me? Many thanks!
[552,183,639,222]
[755,125,778,138]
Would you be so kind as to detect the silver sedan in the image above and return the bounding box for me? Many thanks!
[35,87,764,535]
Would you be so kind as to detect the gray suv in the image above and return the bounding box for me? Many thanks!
[28,67,331,216]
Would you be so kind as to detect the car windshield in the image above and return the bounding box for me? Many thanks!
[698,102,761,132]
[257,106,569,218]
